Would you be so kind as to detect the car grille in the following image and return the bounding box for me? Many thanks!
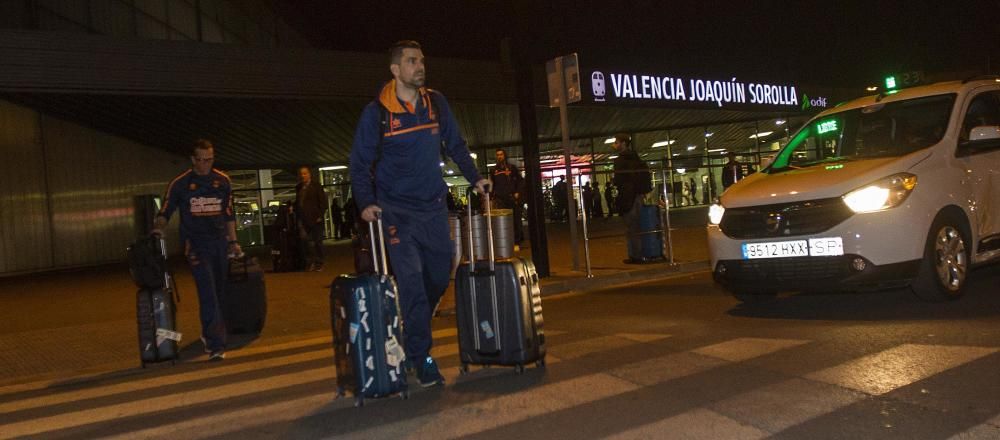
[720,197,853,239]
[718,256,852,284]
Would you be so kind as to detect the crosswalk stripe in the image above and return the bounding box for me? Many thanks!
[602,408,769,440]
[0,326,478,398]
[709,377,867,434]
[947,414,1000,439]
[0,333,331,397]
[805,344,998,395]
[344,369,641,440]
[0,367,335,439]
[692,338,810,363]
[614,333,671,343]
[0,350,332,414]
[104,356,569,440]
[330,337,799,439]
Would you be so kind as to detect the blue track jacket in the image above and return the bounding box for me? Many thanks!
[350,80,481,212]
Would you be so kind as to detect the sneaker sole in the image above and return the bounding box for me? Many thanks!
[419,380,444,388]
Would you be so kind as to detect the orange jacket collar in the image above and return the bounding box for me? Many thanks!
[378,80,433,116]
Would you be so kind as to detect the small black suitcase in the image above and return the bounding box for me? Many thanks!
[330,217,408,407]
[455,190,545,374]
[224,255,267,334]
[131,236,181,367]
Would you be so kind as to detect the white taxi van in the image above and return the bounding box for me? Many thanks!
[708,77,1000,302]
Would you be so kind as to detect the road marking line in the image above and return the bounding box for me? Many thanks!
[710,377,867,434]
[947,414,1000,439]
[0,350,332,414]
[0,367,336,439]
[805,344,997,395]
[0,327,462,398]
[0,334,331,397]
[614,333,671,343]
[602,408,768,440]
[345,372,641,440]
[692,338,810,363]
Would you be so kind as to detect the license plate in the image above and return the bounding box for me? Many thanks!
[741,237,843,259]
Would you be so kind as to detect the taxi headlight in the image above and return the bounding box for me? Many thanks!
[708,204,725,225]
[842,173,917,213]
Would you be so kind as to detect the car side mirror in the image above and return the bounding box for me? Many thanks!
[969,125,1000,141]
[958,125,1000,156]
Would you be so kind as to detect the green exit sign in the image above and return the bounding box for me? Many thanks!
[885,76,897,89]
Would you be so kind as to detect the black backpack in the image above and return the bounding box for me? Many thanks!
[127,236,167,290]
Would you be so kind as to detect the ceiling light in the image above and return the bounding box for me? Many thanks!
[651,140,676,148]
[470,153,478,159]
[704,132,714,138]
[708,148,726,153]
[539,159,559,163]
[318,165,347,171]
[866,86,878,92]
[775,119,786,126]
[604,137,615,144]
[608,155,618,159]
[749,131,774,139]
[687,145,697,151]
[487,162,496,167]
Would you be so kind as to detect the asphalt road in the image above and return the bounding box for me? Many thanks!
[2,265,999,439]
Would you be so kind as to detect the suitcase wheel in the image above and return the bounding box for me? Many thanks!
[459,363,469,375]
[400,390,409,400]
[354,396,364,408]
[140,361,146,369]
[535,357,546,368]
[515,364,525,375]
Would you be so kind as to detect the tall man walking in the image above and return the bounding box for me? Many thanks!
[489,148,524,246]
[153,139,240,361]
[611,133,652,264]
[350,40,489,387]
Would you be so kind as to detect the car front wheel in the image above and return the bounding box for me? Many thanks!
[911,213,969,302]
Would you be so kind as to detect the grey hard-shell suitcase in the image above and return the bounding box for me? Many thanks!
[455,190,546,374]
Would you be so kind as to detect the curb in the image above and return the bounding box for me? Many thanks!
[537,260,712,297]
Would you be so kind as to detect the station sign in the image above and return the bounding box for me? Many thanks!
[587,68,828,112]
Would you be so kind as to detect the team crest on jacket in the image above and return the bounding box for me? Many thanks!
[212,179,220,188]
[188,183,197,191]
[391,117,401,129]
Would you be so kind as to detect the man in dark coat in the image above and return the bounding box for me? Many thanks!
[295,166,328,271]
[611,133,652,263]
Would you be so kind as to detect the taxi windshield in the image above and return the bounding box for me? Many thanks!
[769,93,955,172]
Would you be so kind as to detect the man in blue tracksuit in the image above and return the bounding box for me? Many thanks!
[154,139,241,361]
[350,40,489,387]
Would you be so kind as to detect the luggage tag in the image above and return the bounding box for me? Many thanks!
[155,328,182,346]
[385,337,406,367]
[479,320,495,339]
[349,323,359,343]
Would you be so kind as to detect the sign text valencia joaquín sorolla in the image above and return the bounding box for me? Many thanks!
[588,70,812,111]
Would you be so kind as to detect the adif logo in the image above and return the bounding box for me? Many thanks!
[592,71,606,102]
[801,94,828,110]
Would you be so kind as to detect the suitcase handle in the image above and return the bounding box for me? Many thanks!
[368,214,389,276]
[465,187,502,352]
[151,234,180,305]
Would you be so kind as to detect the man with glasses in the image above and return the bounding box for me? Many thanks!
[153,139,240,361]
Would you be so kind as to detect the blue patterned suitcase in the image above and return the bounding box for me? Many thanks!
[329,218,408,406]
